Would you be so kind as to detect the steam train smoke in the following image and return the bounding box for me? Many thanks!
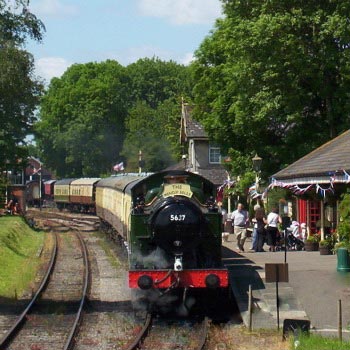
[133,247,172,269]
[131,289,197,316]
[131,289,178,314]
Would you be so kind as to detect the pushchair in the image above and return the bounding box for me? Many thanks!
[286,221,305,251]
[287,233,304,251]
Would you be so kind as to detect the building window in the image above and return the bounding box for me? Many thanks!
[209,146,221,164]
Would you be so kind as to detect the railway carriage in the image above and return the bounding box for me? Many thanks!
[25,180,41,207]
[96,175,139,236]
[70,178,100,212]
[43,180,56,200]
[54,178,76,210]
[96,170,228,294]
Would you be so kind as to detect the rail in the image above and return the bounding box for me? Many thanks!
[197,316,210,350]
[64,232,90,350]
[125,313,153,350]
[0,232,58,348]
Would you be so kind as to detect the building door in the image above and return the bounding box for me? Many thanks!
[309,200,320,234]
[297,199,307,225]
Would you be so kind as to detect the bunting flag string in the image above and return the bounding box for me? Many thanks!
[266,169,350,198]
[238,169,350,200]
[344,170,350,183]
[216,179,236,204]
[289,184,313,195]
[248,183,261,199]
[218,179,235,191]
[248,183,270,199]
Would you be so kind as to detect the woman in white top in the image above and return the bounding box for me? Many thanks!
[266,207,282,252]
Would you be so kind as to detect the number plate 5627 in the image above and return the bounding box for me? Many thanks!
[170,214,186,221]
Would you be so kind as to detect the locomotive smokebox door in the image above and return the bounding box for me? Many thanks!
[150,197,203,255]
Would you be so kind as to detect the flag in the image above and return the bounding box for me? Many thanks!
[33,167,41,174]
[248,184,256,192]
[113,162,124,172]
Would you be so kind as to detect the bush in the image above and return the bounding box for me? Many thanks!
[306,234,320,243]
[319,234,336,249]
[338,193,350,243]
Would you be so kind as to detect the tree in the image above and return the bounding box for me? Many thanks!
[35,61,130,177]
[36,57,193,177]
[126,57,193,109]
[121,58,193,171]
[0,0,44,46]
[120,100,175,172]
[192,0,350,178]
[0,0,44,172]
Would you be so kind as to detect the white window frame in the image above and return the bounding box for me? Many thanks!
[209,146,221,164]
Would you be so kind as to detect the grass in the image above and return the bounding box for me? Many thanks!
[0,216,45,298]
[290,333,350,350]
[208,321,350,349]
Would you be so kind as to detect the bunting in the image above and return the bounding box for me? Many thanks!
[248,183,261,199]
[267,169,350,197]
[218,179,235,192]
[248,183,270,200]
[216,179,235,203]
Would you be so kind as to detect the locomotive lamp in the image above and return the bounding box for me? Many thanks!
[182,154,188,170]
[174,256,183,271]
[252,153,262,191]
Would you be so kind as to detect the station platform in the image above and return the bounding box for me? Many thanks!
[222,238,350,338]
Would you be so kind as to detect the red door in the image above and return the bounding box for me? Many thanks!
[297,199,320,234]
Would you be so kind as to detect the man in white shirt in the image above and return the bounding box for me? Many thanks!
[230,203,249,252]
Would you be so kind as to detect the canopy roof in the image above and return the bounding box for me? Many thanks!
[272,129,350,185]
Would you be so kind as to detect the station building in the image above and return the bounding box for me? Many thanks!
[271,129,350,240]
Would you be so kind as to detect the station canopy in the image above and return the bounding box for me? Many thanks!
[268,129,350,197]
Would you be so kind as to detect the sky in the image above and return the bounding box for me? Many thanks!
[25,0,223,83]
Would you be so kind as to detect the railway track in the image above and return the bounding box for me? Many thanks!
[22,210,236,349]
[125,315,210,350]
[124,313,153,350]
[0,231,89,350]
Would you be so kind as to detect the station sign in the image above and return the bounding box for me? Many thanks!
[265,263,289,283]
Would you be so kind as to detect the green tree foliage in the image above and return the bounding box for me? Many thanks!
[338,192,350,242]
[121,100,178,172]
[121,58,192,171]
[0,0,44,172]
[126,57,192,109]
[36,57,192,177]
[35,61,130,177]
[192,0,350,178]
[0,0,44,46]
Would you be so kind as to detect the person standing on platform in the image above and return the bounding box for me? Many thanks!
[266,207,282,252]
[255,207,267,252]
[230,203,249,252]
[250,204,262,251]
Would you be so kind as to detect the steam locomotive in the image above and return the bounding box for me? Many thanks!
[95,170,229,295]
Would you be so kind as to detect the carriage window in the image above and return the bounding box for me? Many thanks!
[209,147,221,164]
